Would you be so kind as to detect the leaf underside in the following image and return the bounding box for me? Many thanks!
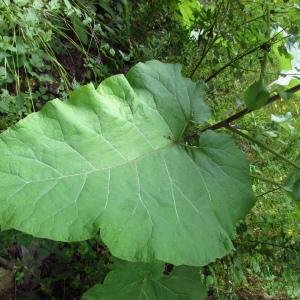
[82,260,207,300]
[0,60,255,266]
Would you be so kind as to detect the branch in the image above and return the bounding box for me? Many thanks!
[227,126,300,170]
[190,35,219,79]
[190,1,224,79]
[259,4,270,82]
[204,30,287,83]
[256,187,280,198]
[251,174,283,186]
[198,83,300,132]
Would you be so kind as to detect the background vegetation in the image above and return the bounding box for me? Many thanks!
[0,0,299,299]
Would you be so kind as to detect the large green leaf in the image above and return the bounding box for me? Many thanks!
[0,60,254,266]
[82,260,207,300]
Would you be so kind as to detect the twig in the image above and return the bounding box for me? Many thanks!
[256,187,280,198]
[189,1,224,78]
[227,125,300,170]
[259,3,270,82]
[246,240,300,250]
[250,174,283,187]
[204,30,287,82]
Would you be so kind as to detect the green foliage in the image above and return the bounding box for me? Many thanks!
[204,85,300,298]
[244,80,270,110]
[0,230,110,298]
[1,0,300,298]
[272,41,294,72]
[0,0,189,132]
[129,0,191,64]
[186,0,300,83]
[173,0,201,28]
[82,260,207,300]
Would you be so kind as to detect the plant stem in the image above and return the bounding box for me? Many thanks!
[190,40,209,79]
[204,29,286,82]
[250,174,290,192]
[251,174,279,185]
[256,187,280,198]
[226,125,300,170]
[197,83,300,133]
[189,1,224,79]
[259,4,270,82]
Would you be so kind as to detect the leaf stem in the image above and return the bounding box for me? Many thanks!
[226,125,300,170]
[256,187,281,198]
[196,83,300,133]
[250,174,290,192]
[251,174,279,185]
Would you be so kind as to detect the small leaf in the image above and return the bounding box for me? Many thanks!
[70,15,89,45]
[244,80,270,110]
[81,260,207,300]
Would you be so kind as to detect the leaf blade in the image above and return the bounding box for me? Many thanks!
[0,60,255,266]
[81,261,207,300]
